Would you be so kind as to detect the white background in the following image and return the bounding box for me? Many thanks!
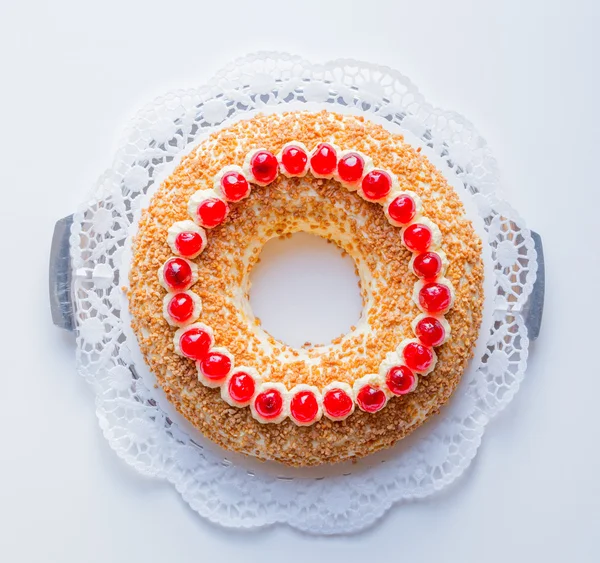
[1,0,599,561]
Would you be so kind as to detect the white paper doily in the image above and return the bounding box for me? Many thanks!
[69,52,537,534]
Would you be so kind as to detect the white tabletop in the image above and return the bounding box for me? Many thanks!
[1,0,599,561]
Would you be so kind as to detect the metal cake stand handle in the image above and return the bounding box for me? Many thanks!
[49,215,545,340]
[522,231,544,340]
[49,215,75,331]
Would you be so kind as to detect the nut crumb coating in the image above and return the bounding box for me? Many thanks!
[128,111,484,467]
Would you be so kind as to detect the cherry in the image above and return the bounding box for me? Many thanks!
[388,194,416,224]
[356,385,387,413]
[281,145,308,176]
[290,390,319,423]
[361,170,392,201]
[167,293,195,323]
[197,198,228,228]
[413,252,442,279]
[419,282,452,313]
[163,258,193,290]
[228,371,256,403]
[415,317,446,347]
[254,389,284,419]
[199,351,232,380]
[310,143,337,176]
[323,388,353,419]
[386,365,416,395]
[337,153,364,184]
[403,223,432,252]
[251,150,278,184]
[179,327,212,359]
[402,342,434,372]
[175,231,204,257]
[220,171,250,202]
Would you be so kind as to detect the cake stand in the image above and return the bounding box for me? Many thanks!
[49,53,544,534]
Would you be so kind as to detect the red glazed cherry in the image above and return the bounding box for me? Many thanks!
[220,171,250,202]
[251,150,278,184]
[228,371,256,403]
[388,194,417,224]
[163,258,193,290]
[310,143,337,176]
[403,342,434,372]
[419,282,452,313]
[415,317,446,347]
[199,351,232,380]
[337,153,364,184]
[179,327,212,359]
[323,388,353,419]
[403,223,433,252]
[167,293,195,323]
[175,231,204,257]
[281,145,308,176]
[386,366,416,395]
[290,390,319,423]
[197,198,228,228]
[254,389,284,419]
[413,252,442,279]
[361,170,392,201]
[356,385,387,413]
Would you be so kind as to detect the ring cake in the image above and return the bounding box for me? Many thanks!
[128,111,484,467]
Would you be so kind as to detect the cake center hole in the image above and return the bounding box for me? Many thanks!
[249,232,363,348]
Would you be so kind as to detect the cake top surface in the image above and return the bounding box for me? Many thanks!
[128,110,483,465]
